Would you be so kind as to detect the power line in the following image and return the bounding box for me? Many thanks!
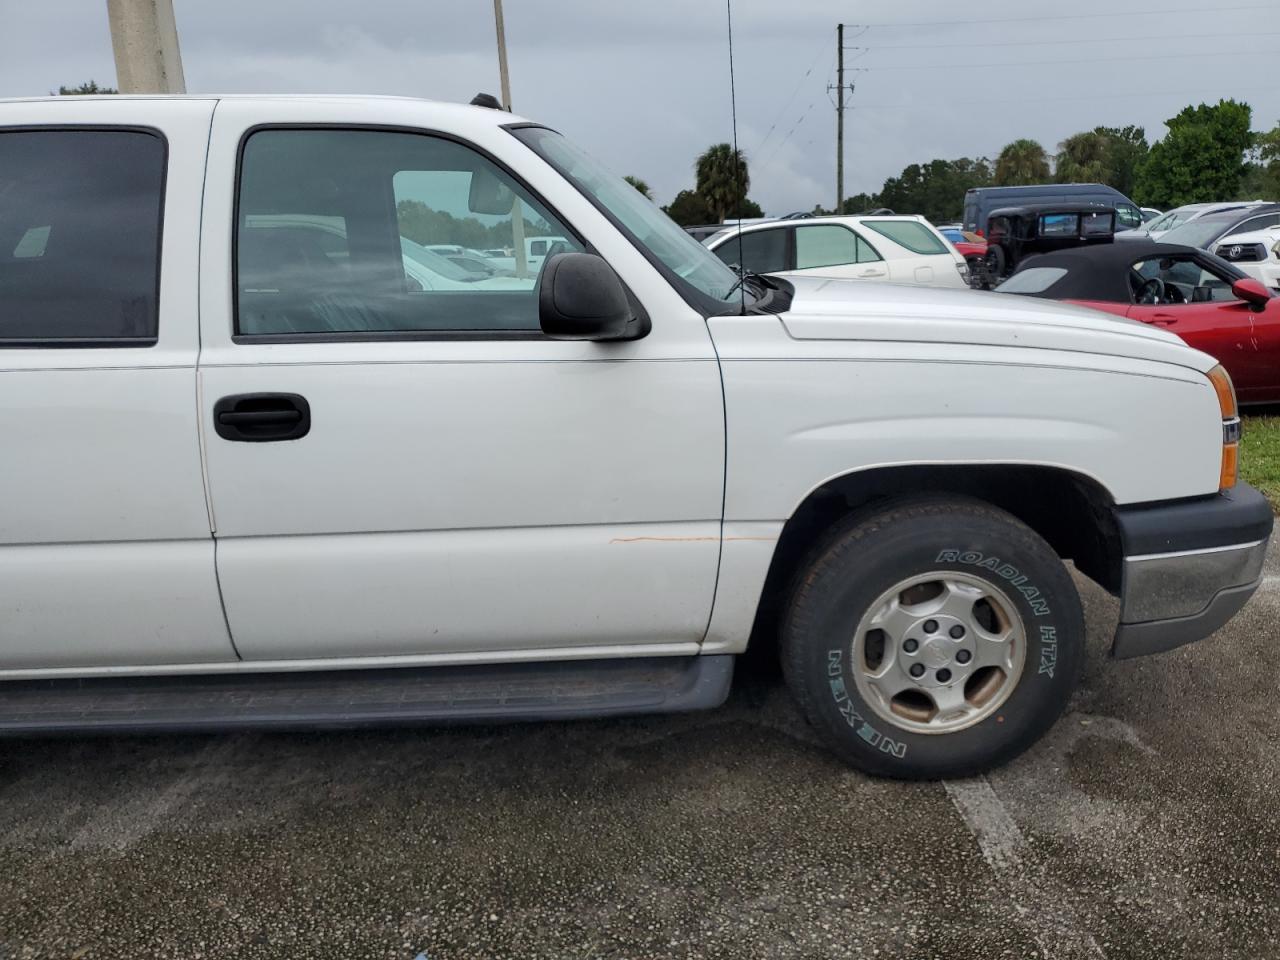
[848,29,1280,51]
[752,34,829,154]
[864,47,1280,71]
[848,84,1267,111]
[851,3,1275,28]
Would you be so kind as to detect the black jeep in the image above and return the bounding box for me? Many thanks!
[974,203,1117,289]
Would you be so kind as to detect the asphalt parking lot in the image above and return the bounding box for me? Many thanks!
[3,536,1280,960]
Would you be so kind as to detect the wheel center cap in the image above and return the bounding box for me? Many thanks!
[920,638,952,669]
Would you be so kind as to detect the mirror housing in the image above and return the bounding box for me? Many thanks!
[467,168,515,215]
[1232,276,1271,309]
[538,253,646,341]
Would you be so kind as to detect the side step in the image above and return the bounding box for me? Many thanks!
[0,655,734,735]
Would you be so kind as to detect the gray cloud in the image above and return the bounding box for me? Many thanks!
[4,1,1279,214]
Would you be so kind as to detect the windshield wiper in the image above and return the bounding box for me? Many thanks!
[725,270,767,301]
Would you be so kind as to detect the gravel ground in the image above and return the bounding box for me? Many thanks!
[3,536,1280,959]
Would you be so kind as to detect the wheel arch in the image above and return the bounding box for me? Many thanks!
[746,462,1122,657]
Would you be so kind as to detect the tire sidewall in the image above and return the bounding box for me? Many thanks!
[788,507,1082,778]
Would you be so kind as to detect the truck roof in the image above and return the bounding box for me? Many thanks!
[0,93,532,125]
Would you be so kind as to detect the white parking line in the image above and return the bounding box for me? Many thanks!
[944,775,1106,959]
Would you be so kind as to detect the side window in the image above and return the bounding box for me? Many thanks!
[855,233,883,263]
[713,228,788,274]
[795,224,858,269]
[1116,204,1143,230]
[236,129,583,337]
[0,129,165,344]
[861,220,948,255]
[1226,214,1280,238]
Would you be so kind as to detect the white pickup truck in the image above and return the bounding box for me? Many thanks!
[0,93,1270,779]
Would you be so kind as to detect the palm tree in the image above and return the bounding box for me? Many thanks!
[623,175,653,200]
[695,144,750,223]
[1055,131,1109,184]
[994,139,1051,186]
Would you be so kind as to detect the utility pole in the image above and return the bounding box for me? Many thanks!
[836,22,844,214]
[493,0,513,110]
[491,0,527,278]
[105,0,186,94]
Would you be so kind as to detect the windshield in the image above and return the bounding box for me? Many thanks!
[1159,217,1235,250]
[513,127,748,306]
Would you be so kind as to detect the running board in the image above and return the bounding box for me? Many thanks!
[0,655,734,735]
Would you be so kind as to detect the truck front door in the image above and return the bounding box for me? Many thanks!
[197,102,725,663]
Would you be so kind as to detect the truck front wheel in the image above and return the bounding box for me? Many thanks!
[781,497,1083,779]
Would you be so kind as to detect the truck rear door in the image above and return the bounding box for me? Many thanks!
[0,99,234,671]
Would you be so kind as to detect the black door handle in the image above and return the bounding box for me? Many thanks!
[213,393,310,442]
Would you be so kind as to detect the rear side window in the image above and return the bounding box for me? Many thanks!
[995,267,1068,294]
[713,227,788,274]
[0,129,165,344]
[861,220,949,255]
[795,224,857,269]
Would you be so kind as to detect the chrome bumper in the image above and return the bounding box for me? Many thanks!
[1113,483,1273,659]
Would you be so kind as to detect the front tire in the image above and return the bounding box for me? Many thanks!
[781,497,1083,779]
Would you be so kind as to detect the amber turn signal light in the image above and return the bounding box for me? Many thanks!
[1208,365,1239,490]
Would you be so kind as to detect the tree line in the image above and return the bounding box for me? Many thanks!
[829,99,1280,223]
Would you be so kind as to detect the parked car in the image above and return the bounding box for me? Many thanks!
[1213,226,1280,291]
[705,215,969,289]
[995,240,1280,403]
[1141,207,1163,223]
[1117,201,1272,241]
[1157,204,1280,252]
[937,226,989,269]
[0,93,1268,781]
[963,183,1142,236]
[976,204,1116,287]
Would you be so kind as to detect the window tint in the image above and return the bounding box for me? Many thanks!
[713,228,788,274]
[236,129,582,337]
[995,267,1068,294]
[1116,204,1142,230]
[861,220,948,255]
[1040,214,1078,237]
[1226,214,1280,238]
[795,225,858,268]
[0,129,164,344]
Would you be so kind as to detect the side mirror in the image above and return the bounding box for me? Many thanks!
[1232,276,1271,308]
[538,252,646,341]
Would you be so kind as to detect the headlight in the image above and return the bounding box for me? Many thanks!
[1207,364,1239,490]
[956,262,969,278]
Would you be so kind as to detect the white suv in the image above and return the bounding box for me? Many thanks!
[704,215,969,288]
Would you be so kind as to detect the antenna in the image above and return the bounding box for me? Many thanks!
[726,0,745,312]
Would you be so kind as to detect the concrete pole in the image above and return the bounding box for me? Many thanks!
[106,0,186,94]
[492,0,527,278]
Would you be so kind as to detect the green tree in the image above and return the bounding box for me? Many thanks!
[623,175,653,200]
[694,143,750,223]
[994,139,1051,186]
[1095,125,1148,197]
[1136,99,1254,208]
[1055,131,1109,184]
[877,157,992,222]
[55,80,117,95]
[662,189,713,226]
[1238,122,1280,200]
[733,197,764,219]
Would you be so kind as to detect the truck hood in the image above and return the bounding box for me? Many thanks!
[776,275,1216,372]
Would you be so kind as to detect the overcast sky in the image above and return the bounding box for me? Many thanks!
[4,0,1280,214]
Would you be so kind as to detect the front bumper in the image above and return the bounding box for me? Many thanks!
[1113,483,1273,659]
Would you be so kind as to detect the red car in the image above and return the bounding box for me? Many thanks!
[996,241,1280,404]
